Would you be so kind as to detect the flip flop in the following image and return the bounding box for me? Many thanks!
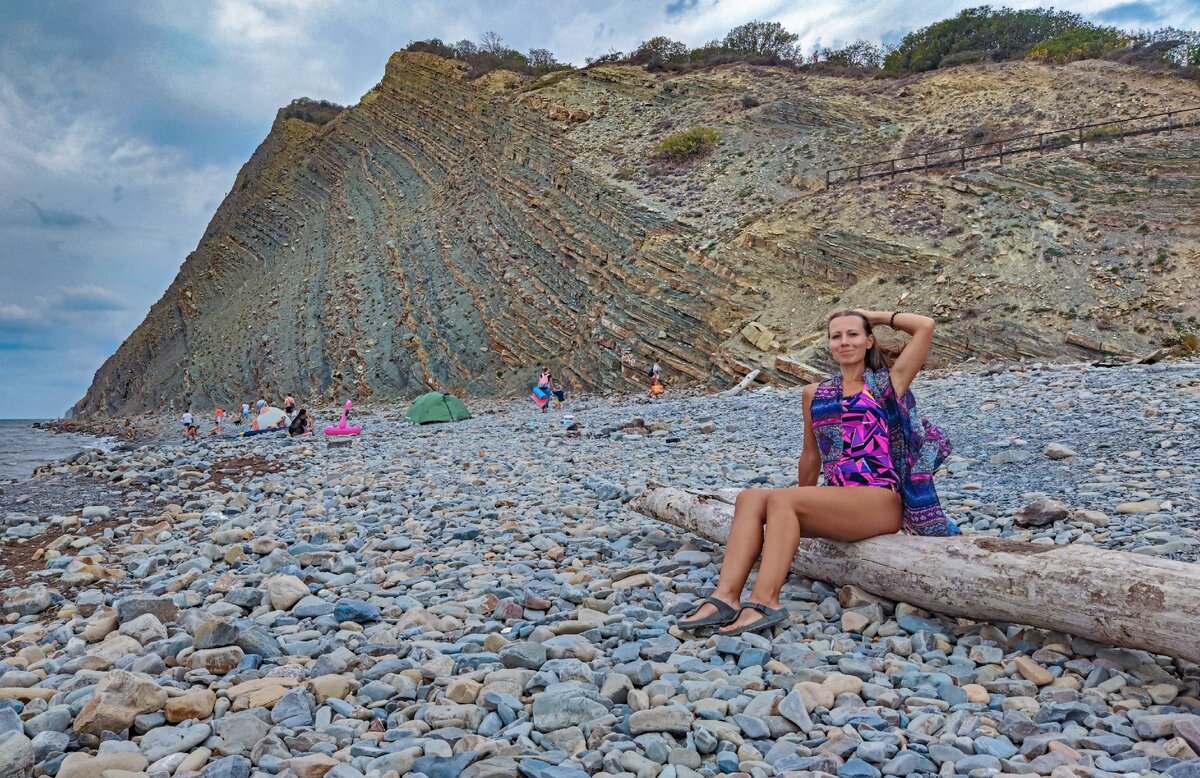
[719,602,791,637]
[677,596,740,631]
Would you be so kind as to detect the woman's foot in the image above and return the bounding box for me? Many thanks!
[719,600,785,633]
[679,593,740,627]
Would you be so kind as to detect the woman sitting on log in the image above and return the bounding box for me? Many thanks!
[680,309,959,636]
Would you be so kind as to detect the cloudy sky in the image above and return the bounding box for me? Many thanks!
[1,0,1196,418]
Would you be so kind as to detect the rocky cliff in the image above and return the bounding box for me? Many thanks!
[75,53,1200,415]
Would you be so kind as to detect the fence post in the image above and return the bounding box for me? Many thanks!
[890,159,896,178]
[1079,127,1084,148]
[856,165,862,183]
[826,169,831,189]
[960,147,965,170]
[998,141,1004,165]
[923,153,929,171]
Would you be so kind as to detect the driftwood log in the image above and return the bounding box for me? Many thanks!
[722,369,761,397]
[632,486,1200,665]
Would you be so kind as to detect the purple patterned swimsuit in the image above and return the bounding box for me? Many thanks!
[828,387,900,493]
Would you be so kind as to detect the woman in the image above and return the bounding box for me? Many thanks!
[679,309,958,636]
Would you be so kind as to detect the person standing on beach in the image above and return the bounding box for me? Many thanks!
[284,394,296,416]
[241,403,250,424]
[213,408,224,435]
[650,359,661,385]
[180,410,193,442]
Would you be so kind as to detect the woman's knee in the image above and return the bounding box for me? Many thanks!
[766,489,807,522]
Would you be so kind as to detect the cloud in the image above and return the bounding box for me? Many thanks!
[17,198,92,228]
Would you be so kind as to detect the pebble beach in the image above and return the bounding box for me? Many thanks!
[2,360,1199,778]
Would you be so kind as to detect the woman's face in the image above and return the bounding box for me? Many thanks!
[828,315,874,366]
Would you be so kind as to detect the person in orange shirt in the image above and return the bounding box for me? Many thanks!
[213,408,225,435]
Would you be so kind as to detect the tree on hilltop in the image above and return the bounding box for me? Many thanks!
[480,31,506,54]
[722,20,800,60]
[630,36,689,68]
[884,6,1083,72]
[820,40,888,68]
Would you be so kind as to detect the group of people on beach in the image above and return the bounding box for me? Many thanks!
[180,393,313,440]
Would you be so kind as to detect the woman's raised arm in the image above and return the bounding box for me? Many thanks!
[866,310,935,398]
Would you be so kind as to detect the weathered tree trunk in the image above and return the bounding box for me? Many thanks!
[632,486,1200,664]
[722,369,761,397]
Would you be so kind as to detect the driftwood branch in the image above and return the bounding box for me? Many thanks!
[632,486,1200,664]
[722,369,761,397]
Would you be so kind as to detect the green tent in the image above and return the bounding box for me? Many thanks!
[405,391,472,424]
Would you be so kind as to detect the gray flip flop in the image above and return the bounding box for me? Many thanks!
[678,596,739,631]
[720,601,790,637]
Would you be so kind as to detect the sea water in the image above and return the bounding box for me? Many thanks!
[0,419,113,481]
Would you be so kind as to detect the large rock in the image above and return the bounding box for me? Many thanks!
[0,730,35,778]
[57,750,149,778]
[629,706,694,735]
[532,683,611,732]
[1014,498,1070,528]
[141,722,213,761]
[211,712,270,755]
[193,617,240,649]
[4,587,51,617]
[118,613,167,644]
[188,646,244,674]
[115,596,178,625]
[73,670,167,736]
[265,575,309,611]
[165,689,217,723]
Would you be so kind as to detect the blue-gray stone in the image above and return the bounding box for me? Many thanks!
[974,736,1018,759]
[738,648,770,668]
[203,755,251,778]
[0,708,20,734]
[517,758,590,778]
[840,758,882,778]
[956,754,1003,772]
[715,751,740,772]
[732,713,770,739]
[291,596,333,618]
[412,751,476,778]
[334,599,381,623]
[270,688,314,728]
[897,614,949,635]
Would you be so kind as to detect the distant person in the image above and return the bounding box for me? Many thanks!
[213,408,225,435]
[284,394,296,415]
[180,410,193,441]
[241,403,250,424]
[251,400,268,431]
[536,366,565,411]
[649,359,662,385]
[288,409,312,436]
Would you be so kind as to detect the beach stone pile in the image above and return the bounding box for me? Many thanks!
[1,360,1199,778]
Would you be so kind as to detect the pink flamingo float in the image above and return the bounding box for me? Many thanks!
[324,400,362,436]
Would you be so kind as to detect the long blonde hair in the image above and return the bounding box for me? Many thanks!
[826,309,894,371]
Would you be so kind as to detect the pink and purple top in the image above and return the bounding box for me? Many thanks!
[828,386,900,492]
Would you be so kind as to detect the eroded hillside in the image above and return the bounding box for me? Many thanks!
[75,54,1200,415]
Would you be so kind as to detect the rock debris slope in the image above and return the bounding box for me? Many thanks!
[75,55,1200,416]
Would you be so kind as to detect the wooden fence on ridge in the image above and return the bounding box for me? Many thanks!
[825,106,1200,188]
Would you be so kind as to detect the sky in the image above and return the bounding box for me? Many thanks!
[1,1,1196,418]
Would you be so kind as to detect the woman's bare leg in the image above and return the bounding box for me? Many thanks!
[682,488,770,621]
[720,485,901,632]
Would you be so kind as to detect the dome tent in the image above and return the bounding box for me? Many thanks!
[405,391,471,424]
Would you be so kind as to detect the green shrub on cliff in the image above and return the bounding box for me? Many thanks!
[1028,26,1126,63]
[655,128,720,162]
[884,6,1084,72]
